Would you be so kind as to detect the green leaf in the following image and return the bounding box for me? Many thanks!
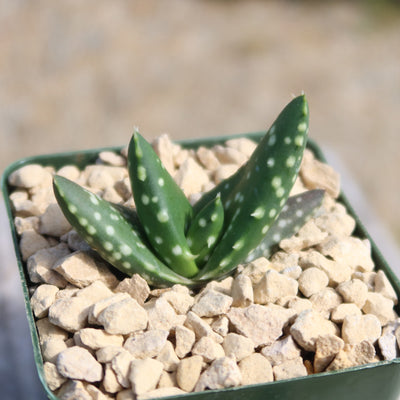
[127,131,199,278]
[186,193,224,266]
[53,175,197,287]
[195,95,309,281]
[245,189,325,261]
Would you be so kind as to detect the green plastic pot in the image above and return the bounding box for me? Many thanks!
[2,133,400,400]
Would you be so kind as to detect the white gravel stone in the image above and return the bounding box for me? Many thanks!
[49,297,91,332]
[184,311,223,344]
[10,190,41,217]
[14,215,40,234]
[300,149,341,198]
[314,203,356,238]
[144,297,181,331]
[192,336,225,363]
[8,164,52,188]
[313,334,345,373]
[57,346,103,382]
[56,165,81,181]
[196,146,220,170]
[99,151,126,167]
[39,203,71,237]
[174,157,210,197]
[103,363,124,393]
[115,274,150,305]
[202,276,233,296]
[152,133,176,175]
[191,289,233,317]
[225,137,257,158]
[298,267,329,298]
[42,337,68,363]
[75,280,115,304]
[281,265,303,280]
[84,165,126,190]
[362,292,395,326]
[222,333,254,362]
[110,350,136,388]
[379,321,400,360]
[213,145,248,165]
[239,257,272,285]
[253,269,298,305]
[116,389,135,400]
[57,380,92,400]
[74,328,124,350]
[290,309,339,351]
[31,284,60,318]
[160,285,195,314]
[261,335,301,366]
[337,279,368,308]
[85,384,111,400]
[53,250,118,289]
[211,316,230,337]
[326,341,376,371]
[27,243,70,287]
[88,293,131,325]
[124,329,169,359]
[239,353,273,386]
[158,370,178,388]
[214,164,239,184]
[374,270,398,304]
[129,358,164,395]
[98,297,148,335]
[279,220,328,252]
[227,304,294,347]
[330,303,362,323]
[286,297,313,315]
[62,230,91,252]
[352,271,377,291]
[156,341,180,372]
[309,287,343,319]
[20,230,51,261]
[195,356,242,391]
[231,274,253,307]
[270,251,301,270]
[174,325,196,358]
[43,361,67,391]
[36,318,69,344]
[317,236,374,272]
[273,357,308,381]
[176,355,203,392]
[299,250,352,286]
[96,346,126,364]
[342,314,382,344]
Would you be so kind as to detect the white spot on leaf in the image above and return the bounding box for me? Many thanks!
[138,166,147,181]
[172,245,183,256]
[142,194,150,205]
[251,207,265,219]
[157,210,169,223]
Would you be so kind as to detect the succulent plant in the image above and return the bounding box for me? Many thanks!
[53,95,324,288]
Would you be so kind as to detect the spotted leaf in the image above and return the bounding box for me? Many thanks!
[186,193,224,266]
[195,95,309,281]
[53,175,196,287]
[245,189,325,261]
[128,131,198,278]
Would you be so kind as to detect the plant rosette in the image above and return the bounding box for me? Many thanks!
[2,95,400,400]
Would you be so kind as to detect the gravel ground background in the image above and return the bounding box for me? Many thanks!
[1,1,399,399]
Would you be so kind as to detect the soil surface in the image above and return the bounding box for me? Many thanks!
[1,2,399,234]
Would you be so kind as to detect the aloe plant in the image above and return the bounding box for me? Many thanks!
[53,95,324,288]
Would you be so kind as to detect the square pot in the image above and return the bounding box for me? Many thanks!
[2,133,400,400]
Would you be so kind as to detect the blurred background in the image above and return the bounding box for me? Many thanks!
[0,1,399,399]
